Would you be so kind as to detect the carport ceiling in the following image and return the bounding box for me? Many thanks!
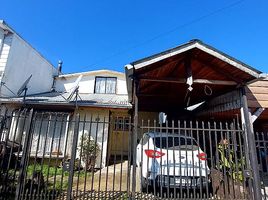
[125,40,261,112]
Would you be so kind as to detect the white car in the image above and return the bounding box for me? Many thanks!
[136,132,210,190]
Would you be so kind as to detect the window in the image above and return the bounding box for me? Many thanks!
[95,77,117,94]
[114,117,130,131]
[153,136,198,150]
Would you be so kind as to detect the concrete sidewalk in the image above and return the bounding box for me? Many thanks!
[74,161,140,193]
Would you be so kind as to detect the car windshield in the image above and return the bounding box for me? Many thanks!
[153,136,198,150]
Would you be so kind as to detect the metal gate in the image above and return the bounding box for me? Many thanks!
[0,109,263,199]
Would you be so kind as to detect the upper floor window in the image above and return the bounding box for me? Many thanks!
[94,77,117,94]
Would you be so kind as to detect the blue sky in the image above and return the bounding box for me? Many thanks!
[1,0,268,73]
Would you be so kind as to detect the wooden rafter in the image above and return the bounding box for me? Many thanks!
[136,57,184,75]
[138,77,237,86]
[194,56,244,84]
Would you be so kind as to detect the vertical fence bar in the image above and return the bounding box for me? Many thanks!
[127,116,132,198]
[67,113,80,200]
[0,109,7,142]
[1,110,20,197]
[15,109,34,200]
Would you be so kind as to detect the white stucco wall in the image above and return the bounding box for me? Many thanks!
[0,33,57,97]
[65,108,110,168]
[55,71,128,95]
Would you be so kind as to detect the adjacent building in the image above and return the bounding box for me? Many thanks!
[0,20,58,98]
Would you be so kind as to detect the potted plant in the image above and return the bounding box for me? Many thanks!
[80,135,100,171]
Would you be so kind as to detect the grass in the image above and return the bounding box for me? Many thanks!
[26,164,91,191]
[27,164,69,178]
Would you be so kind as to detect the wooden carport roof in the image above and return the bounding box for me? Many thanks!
[125,40,262,113]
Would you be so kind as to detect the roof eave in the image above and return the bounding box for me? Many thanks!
[0,99,132,109]
[131,40,260,78]
[57,69,125,79]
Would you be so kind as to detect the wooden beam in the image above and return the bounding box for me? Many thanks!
[132,80,138,198]
[139,77,237,85]
[194,79,236,85]
[137,93,179,97]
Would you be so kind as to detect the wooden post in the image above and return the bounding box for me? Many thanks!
[240,87,262,200]
[131,80,138,199]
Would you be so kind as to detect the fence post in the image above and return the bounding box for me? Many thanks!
[240,87,262,200]
[131,80,138,199]
[15,109,34,200]
[67,113,80,200]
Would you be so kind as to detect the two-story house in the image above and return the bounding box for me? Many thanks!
[0,69,131,168]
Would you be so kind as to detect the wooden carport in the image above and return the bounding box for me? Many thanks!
[125,39,264,199]
[125,40,261,116]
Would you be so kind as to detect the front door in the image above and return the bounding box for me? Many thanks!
[108,113,130,164]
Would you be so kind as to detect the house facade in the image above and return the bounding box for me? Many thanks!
[0,69,131,168]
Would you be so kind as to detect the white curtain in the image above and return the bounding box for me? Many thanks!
[95,77,116,94]
[95,77,106,93]
[106,78,116,93]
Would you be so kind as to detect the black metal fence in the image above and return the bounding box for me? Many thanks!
[0,109,265,199]
[255,132,268,199]
[137,119,254,199]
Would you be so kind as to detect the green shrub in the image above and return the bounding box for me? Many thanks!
[80,135,100,170]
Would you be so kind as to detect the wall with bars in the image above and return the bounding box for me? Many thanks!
[72,108,110,169]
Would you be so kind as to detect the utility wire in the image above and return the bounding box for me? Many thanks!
[80,0,246,71]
